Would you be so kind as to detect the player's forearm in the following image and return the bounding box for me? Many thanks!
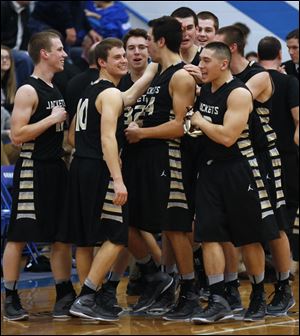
[196,118,236,147]
[140,120,184,140]
[102,135,123,181]
[11,115,57,145]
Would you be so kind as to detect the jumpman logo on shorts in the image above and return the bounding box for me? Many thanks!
[161,170,167,177]
[248,184,254,192]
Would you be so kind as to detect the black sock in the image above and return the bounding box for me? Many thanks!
[210,281,225,297]
[79,284,96,297]
[277,278,289,287]
[251,281,264,293]
[225,279,240,288]
[55,280,75,300]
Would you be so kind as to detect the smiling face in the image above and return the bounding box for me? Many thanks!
[199,48,228,83]
[101,46,128,77]
[45,37,68,72]
[197,18,216,47]
[125,36,149,71]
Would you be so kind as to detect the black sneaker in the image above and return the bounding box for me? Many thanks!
[163,288,201,322]
[192,294,233,324]
[147,280,176,315]
[132,272,173,312]
[53,291,76,319]
[69,294,119,321]
[96,282,123,316]
[244,291,266,322]
[266,283,295,316]
[225,282,243,312]
[4,293,29,321]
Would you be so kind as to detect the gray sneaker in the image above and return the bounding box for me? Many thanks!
[53,291,76,319]
[192,294,233,324]
[4,293,29,321]
[225,283,243,312]
[267,284,295,316]
[69,294,119,321]
[147,280,176,315]
[132,272,173,312]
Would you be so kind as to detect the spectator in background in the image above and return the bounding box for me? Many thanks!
[1,105,20,165]
[28,1,101,53]
[1,106,11,165]
[282,28,299,79]
[1,1,34,87]
[85,1,131,39]
[1,45,17,113]
[72,34,94,72]
[246,51,258,62]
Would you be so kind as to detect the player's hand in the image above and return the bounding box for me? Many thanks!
[191,110,203,128]
[125,123,142,143]
[113,179,128,206]
[51,106,67,124]
[184,64,203,84]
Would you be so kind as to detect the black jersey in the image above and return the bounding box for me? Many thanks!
[118,73,148,127]
[19,77,65,161]
[139,62,184,144]
[268,70,299,152]
[198,77,254,160]
[190,46,202,66]
[235,61,277,152]
[74,79,123,159]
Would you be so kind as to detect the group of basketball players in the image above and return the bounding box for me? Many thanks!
[2,6,298,326]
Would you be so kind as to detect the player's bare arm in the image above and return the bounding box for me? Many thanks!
[246,71,273,102]
[125,69,196,143]
[191,88,252,146]
[122,62,158,107]
[11,85,67,145]
[98,88,127,206]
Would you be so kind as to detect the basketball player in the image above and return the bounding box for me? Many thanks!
[124,16,199,320]
[3,31,76,321]
[189,41,280,323]
[215,25,295,319]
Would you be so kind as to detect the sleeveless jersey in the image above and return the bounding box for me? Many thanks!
[198,77,254,160]
[137,62,184,146]
[74,79,123,159]
[19,77,65,160]
[235,61,276,152]
[118,72,148,127]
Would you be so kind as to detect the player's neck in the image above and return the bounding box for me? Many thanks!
[99,70,121,87]
[180,44,198,64]
[31,67,54,86]
[159,50,182,72]
[129,66,147,82]
[230,54,249,75]
[259,59,280,70]
[211,71,233,92]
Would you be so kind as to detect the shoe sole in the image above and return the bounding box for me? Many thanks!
[192,314,234,324]
[133,278,174,313]
[69,309,119,322]
[244,316,265,322]
[163,316,191,322]
[266,301,296,317]
[3,314,29,321]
